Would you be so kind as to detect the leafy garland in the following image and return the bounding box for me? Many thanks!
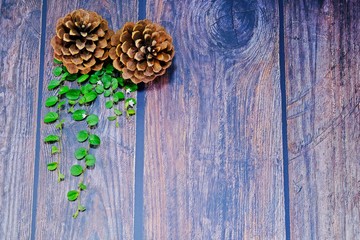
[44,59,137,218]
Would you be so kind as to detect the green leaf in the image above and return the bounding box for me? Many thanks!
[53,58,62,64]
[72,109,87,121]
[68,100,77,105]
[89,75,99,84]
[102,74,112,89]
[94,69,104,76]
[45,96,58,107]
[78,205,86,212]
[125,82,138,92]
[89,134,101,146]
[66,89,81,100]
[127,109,136,116]
[78,97,86,105]
[74,148,87,160]
[107,116,117,121]
[86,114,99,126]
[44,112,59,123]
[125,98,136,109]
[51,145,59,154]
[47,162,58,171]
[58,173,65,182]
[67,190,79,201]
[44,134,59,143]
[77,74,89,83]
[114,91,125,101]
[70,165,83,176]
[79,182,87,191]
[57,101,66,109]
[59,86,69,95]
[105,64,114,73]
[68,106,75,113]
[117,77,124,87]
[84,91,97,103]
[105,100,113,109]
[85,154,96,167]
[65,74,78,81]
[53,66,63,76]
[77,130,88,142]
[95,84,104,94]
[55,119,65,130]
[104,89,112,97]
[48,80,61,90]
[81,84,93,94]
[114,109,122,116]
[111,78,118,90]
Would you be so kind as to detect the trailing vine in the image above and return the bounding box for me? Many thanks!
[44,59,137,218]
[44,8,174,219]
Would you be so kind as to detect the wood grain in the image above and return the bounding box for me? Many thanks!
[34,1,137,239]
[0,0,41,239]
[143,0,285,239]
[285,0,360,238]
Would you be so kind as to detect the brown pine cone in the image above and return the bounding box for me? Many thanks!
[109,20,175,83]
[51,9,113,74]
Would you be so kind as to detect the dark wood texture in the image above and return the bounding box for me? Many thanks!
[34,1,137,239]
[285,0,360,239]
[143,0,286,239]
[0,0,41,239]
[1,0,359,239]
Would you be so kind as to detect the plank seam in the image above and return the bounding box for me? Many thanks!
[30,0,47,239]
[134,0,147,239]
[278,0,291,239]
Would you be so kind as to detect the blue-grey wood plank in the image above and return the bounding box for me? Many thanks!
[143,0,286,239]
[0,0,42,239]
[285,0,360,238]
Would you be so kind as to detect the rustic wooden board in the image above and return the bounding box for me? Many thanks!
[143,0,286,238]
[0,1,41,239]
[34,1,138,239]
[285,0,360,238]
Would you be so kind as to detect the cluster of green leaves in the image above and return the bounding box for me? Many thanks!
[43,59,137,218]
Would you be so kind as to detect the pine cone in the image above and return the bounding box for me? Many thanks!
[109,20,175,83]
[51,9,113,74]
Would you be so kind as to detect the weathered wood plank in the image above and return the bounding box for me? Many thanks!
[35,1,137,239]
[143,0,285,239]
[285,0,360,238]
[0,0,41,239]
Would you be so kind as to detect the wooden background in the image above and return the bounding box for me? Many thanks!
[0,0,359,239]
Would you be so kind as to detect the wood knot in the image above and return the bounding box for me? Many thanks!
[206,0,258,49]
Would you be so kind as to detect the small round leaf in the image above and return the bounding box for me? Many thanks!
[74,148,87,160]
[76,130,88,142]
[53,66,63,76]
[48,80,61,90]
[70,165,83,176]
[72,109,87,121]
[105,100,113,109]
[67,190,79,201]
[89,134,101,146]
[59,86,69,95]
[86,114,99,126]
[66,89,81,100]
[44,112,59,123]
[45,96,58,107]
[85,154,96,167]
[44,134,59,143]
[47,162,58,171]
